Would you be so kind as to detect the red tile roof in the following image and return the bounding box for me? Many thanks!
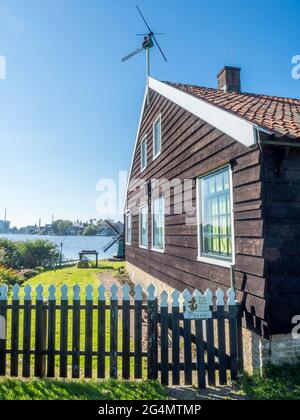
[164,82,300,140]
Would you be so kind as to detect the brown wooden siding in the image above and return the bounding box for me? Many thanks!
[126,89,268,337]
[263,147,300,334]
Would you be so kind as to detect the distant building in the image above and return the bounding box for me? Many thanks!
[0,220,10,233]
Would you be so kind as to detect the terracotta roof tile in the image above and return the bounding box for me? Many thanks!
[163,82,300,140]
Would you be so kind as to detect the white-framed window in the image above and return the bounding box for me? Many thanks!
[197,166,235,267]
[140,136,147,172]
[125,212,132,245]
[139,205,148,248]
[152,195,165,252]
[153,115,162,159]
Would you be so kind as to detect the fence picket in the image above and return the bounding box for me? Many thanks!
[110,284,118,379]
[0,284,8,376]
[171,290,180,386]
[23,285,32,377]
[97,285,106,378]
[205,289,216,386]
[122,284,130,380]
[85,285,93,378]
[147,284,158,380]
[72,285,81,378]
[195,319,206,388]
[11,285,20,376]
[183,289,192,385]
[47,285,56,378]
[35,285,46,378]
[134,284,143,379]
[216,288,227,385]
[60,284,68,378]
[227,289,238,381]
[160,291,169,386]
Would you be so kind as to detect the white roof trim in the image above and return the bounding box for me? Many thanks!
[123,84,148,210]
[149,77,257,148]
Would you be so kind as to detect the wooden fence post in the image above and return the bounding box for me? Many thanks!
[47,285,56,378]
[227,288,238,381]
[23,285,32,377]
[171,290,180,386]
[0,284,8,376]
[194,290,206,389]
[72,285,81,378]
[160,291,169,386]
[97,285,106,378]
[122,284,130,380]
[147,284,158,380]
[11,284,20,377]
[236,301,244,373]
[60,284,68,378]
[134,284,143,379]
[216,288,227,385]
[110,284,118,379]
[183,289,192,385]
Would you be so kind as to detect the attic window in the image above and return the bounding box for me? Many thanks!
[153,115,162,159]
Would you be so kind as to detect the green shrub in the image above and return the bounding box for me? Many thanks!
[0,264,24,286]
[0,239,60,270]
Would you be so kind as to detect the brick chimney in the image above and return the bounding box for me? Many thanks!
[217,66,241,93]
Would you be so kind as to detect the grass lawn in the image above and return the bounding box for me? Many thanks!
[0,378,167,400]
[4,261,145,378]
[239,364,300,400]
[20,260,125,299]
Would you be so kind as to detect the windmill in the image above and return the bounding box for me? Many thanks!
[122,5,167,105]
[102,220,125,260]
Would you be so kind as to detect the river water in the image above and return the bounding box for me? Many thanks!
[0,234,117,261]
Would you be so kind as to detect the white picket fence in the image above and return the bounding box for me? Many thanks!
[0,282,243,387]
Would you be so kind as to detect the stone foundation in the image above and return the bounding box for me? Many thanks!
[242,330,300,373]
[126,261,300,373]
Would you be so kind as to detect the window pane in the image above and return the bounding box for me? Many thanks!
[154,118,161,157]
[126,214,131,244]
[141,138,147,170]
[152,196,164,250]
[140,206,148,247]
[200,168,232,261]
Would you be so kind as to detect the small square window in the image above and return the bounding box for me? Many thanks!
[153,116,162,159]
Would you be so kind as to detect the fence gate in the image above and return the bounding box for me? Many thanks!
[0,283,243,388]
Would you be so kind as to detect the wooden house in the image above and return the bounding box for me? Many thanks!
[124,67,300,371]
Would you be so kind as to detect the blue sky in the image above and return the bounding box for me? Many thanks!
[0,0,299,227]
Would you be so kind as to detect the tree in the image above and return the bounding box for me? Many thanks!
[83,224,98,236]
